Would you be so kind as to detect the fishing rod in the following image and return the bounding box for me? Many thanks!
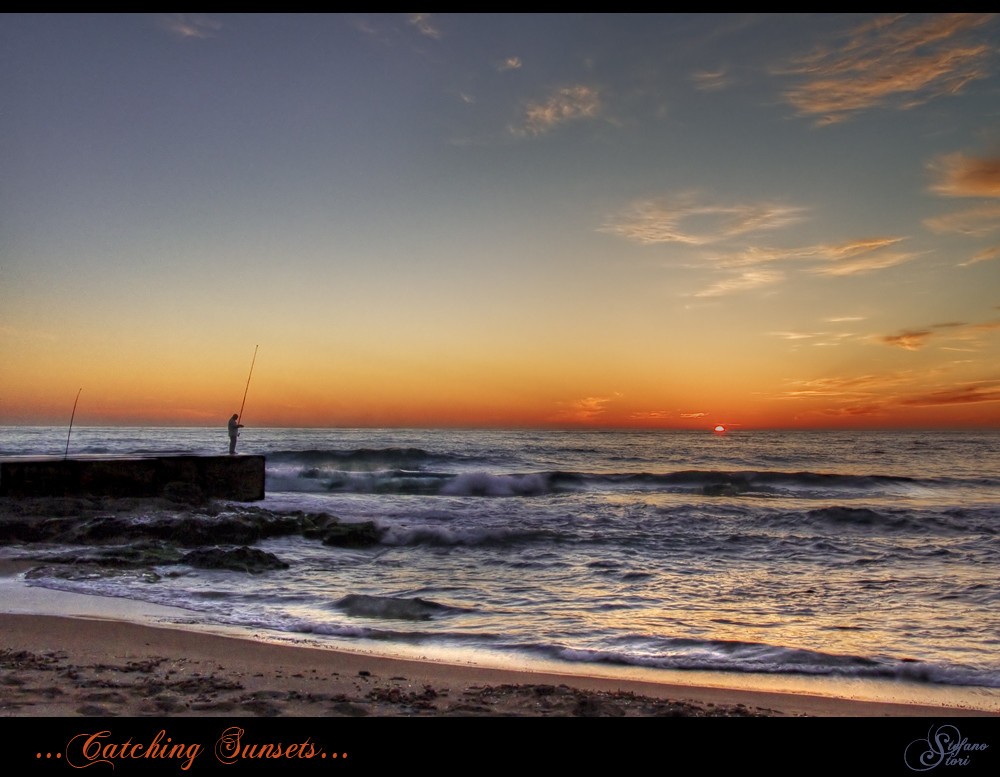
[64,388,82,459]
[238,345,258,424]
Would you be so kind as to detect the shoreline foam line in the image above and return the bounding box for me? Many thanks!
[1,565,996,717]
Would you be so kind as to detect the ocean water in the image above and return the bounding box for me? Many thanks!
[2,426,999,705]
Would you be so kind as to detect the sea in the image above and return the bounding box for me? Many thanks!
[1,426,998,709]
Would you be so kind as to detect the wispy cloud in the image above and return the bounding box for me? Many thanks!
[928,153,1000,198]
[605,193,913,295]
[882,330,934,350]
[499,57,522,72]
[515,85,602,137]
[772,368,1000,417]
[603,197,805,246]
[924,203,1000,236]
[710,238,904,268]
[691,67,731,91]
[926,150,1000,263]
[961,245,1000,266]
[809,250,917,276]
[694,269,785,298]
[630,410,673,421]
[900,381,1000,406]
[771,328,861,349]
[773,331,820,340]
[696,237,914,295]
[552,393,622,423]
[408,13,442,39]
[158,14,222,40]
[774,373,907,400]
[880,320,1000,349]
[779,13,996,125]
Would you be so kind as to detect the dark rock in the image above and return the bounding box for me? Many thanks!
[181,546,289,573]
[320,520,384,547]
[25,564,161,583]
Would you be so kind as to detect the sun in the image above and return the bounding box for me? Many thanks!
[714,425,726,433]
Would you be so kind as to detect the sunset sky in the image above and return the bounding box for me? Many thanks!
[3,13,1000,428]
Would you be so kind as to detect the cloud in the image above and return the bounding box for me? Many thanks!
[900,381,1000,406]
[603,197,805,246]
[711,237,904,268]
[408,13,442,39]
[552,393,622,423]
[960,245,1000,266]
[773,331,819,340]
[882,330,934,350]
[772,370,1000,416]
[694,269,785,297]
[631,410,673,421]
[157,14,222,40]
[771,373,918,412]
[880,320,1000,349]
[605,198,910,296]
[928,153,1000,198]
[499,57,522,72]
[810,250,917,276]
[771,329,861,349]
[697,237,914,294]
[691,68,731,91]
[515,85,602,137]
[779,13,996,125]
[924,203,1000,236]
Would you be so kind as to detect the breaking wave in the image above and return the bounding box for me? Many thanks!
[265,451,987,500]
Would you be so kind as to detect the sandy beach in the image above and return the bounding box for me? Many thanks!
[2,610,994,719]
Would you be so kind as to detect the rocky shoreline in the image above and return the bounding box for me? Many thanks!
[0,496,381,578]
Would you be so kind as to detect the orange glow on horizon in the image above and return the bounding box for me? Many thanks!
[3,335,1000,429]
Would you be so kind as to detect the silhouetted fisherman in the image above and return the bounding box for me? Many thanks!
[228,413,244,454]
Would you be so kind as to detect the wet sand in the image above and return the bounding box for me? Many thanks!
[2,611,994,718]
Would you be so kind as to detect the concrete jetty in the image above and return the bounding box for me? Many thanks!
[0,455,265,501]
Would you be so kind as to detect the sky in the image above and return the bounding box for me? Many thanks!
[2,13,1000,429]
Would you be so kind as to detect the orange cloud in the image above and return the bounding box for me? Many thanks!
[882,331,933,350]
[630,410,673,421]
[929,153,1000,198]
[710,238,904,268]
[550,393,622,424]
[810,249,917,276]
[960,245,1000,266]
[694,269,784,298]
[693,237,913,295]
[517,85,602,136]
[925,203,1000,238]
[774,373,911,400]
[901,381,1000,406]
[780,13,995,125]
[880,320,1000,350]
[604,197,805,246]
